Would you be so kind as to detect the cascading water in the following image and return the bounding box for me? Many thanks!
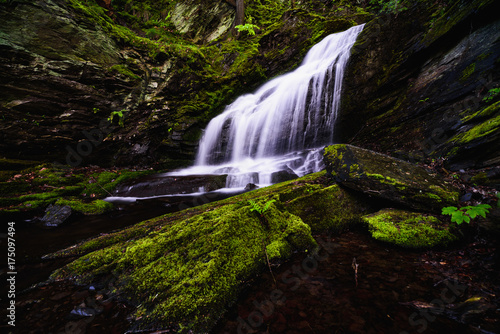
[170,24,365,189]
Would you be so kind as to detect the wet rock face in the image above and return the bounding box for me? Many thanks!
[338,0,500,170]
[171,0,235,43]
[323,144,460,213]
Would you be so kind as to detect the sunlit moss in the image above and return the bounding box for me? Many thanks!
[363,209,458,248]
[55,198,114,215]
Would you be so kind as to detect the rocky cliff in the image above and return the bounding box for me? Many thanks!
[338,0,500,176]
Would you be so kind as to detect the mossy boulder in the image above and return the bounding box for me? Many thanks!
[324,144,459,212]
[363,208,458,248]
[283,183,371,232]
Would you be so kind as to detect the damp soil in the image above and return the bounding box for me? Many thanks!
[2,228,499,334]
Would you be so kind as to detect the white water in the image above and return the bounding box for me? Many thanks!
[169,24,364,189]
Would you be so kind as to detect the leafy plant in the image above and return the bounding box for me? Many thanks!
[442,204,492,224]
[235,16,259,36]
[108,110,125,127]
[483,87,500,103]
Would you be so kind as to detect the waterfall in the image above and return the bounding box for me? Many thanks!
[171,24,365,189]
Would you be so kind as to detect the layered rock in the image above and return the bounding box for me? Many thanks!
[338,0,500,171]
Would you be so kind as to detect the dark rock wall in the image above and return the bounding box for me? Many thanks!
[0,0,145,165]
[338,0,500,171]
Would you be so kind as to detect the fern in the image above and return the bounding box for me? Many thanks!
[235,16,259,36]
[248,199,276,216]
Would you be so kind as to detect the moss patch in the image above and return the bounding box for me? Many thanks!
[455,114,500,144]
[55,198,114,215]
[363,209,458,248]
[460,62,476,82]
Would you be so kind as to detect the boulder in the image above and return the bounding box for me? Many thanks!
[270,168,299,184]
[244,183,258,191]
[323,144,460,212]
[41,204,72,227]
[363,208,458,248]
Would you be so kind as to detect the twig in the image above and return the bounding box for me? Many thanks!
[96,183,113,196]
[263,239,277,287]
[352,257,359,287]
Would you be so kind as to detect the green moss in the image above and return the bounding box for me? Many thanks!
[265,239,292,260]
[284,184,369,232]
[366,173,407,190]
[363,209,458,248]
[0,182,31,196]
[80,170,153,197]
[461,101,500,123]
[428,185,459,203]
[0,165,151,216]
[470,172,488,185]
[414,192,442,202]
[324,144,346,163]
[51,202,316,332]
[108,64,141,81]
[455,114,500,144]
[460,62,476,82]
[55,198,114,215]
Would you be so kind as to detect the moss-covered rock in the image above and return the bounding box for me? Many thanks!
[324,144,460,212]
[51,201,316,332]
[55,198,113,215]
[363,208,458,248]
[283,183,371,232]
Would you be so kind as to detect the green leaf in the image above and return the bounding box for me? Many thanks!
[442,206,458,215]
[451,211,464,224]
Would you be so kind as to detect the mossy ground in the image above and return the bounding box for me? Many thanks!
[0,164,154,218]
[363,209,458,248]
